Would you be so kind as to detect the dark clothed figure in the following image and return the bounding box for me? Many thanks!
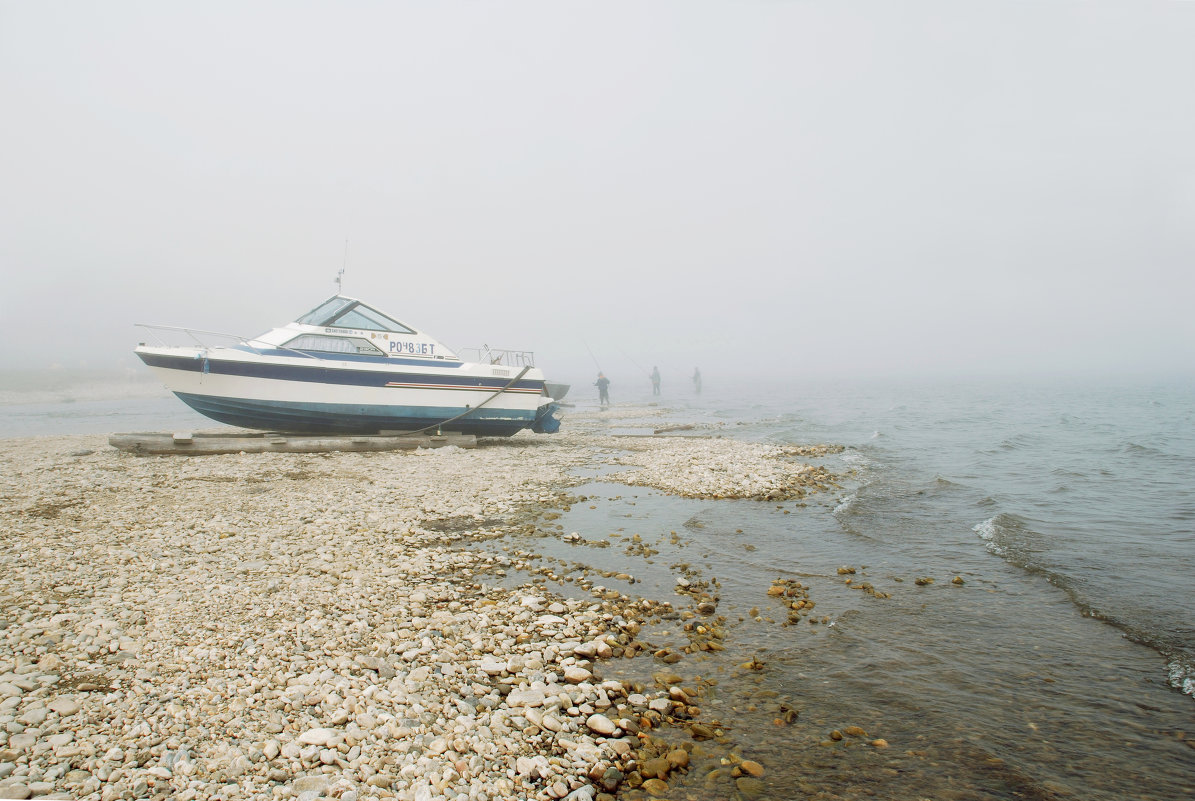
[595,373,611,407]
[692,368,702,394]
[650,366,661,396]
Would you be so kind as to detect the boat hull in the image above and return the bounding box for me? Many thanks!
[137,348,550,436]
[171,392,533,436]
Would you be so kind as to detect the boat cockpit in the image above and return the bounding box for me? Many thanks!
[279,296,456,361]
[295,296,416,334]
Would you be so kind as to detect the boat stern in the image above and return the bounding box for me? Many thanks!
[532,401,562,433]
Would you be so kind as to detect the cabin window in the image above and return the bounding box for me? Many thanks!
[332,305,414,334]
[294,296,416,333]
[293,297,415,332]
[284,334,384,356]
[296,297,354,325]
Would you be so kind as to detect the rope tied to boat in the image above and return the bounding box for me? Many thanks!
[399,365,533,438]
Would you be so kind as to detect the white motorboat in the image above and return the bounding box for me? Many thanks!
[134,295,562,436]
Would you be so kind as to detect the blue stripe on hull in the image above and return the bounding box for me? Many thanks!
[137,352,544,393]
[230,345,465,368]
[175,392,534,436]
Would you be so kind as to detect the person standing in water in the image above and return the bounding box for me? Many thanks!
[595,372,611,407]
[692,367,702,394]
[650,366,661,396]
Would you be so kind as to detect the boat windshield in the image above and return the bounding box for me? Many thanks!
[334,305,414,334]
[296,297,354,325]
[295,297,415,334]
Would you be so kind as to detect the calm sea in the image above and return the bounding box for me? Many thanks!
[552,373,1195,799]
[702,373,1195,700]
[0,369,213,438]
[4,369,1194,798]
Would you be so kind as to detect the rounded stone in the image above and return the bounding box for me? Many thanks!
[639,757,669,779]
[47,698,81,717]
[297,727,338,746]
[507,688,547,708]
[17,708,47,727]
[665,749,689,769]
[641,778,670,796]
[585,713,617,736]
[739,760,764,777]
[736,776,766,799]
[293,775,331,793]
[564,666,593,684]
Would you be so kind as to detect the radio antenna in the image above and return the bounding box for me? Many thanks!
[336,239,348,292]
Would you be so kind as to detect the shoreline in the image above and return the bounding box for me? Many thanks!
[0,410,838,801]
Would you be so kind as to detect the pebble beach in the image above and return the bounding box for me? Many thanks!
[0,408,840,801]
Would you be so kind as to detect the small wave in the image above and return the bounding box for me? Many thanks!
[1167,658,1195,698]
[998,434,1035,451]
[976,514,1195,700]
[1123,442,1163,457]
[973,516,1004,553]
[973,512,1042,564]
[870,430,882,439]
[833,493,857,515]
[1171,504,1195,522]
[840,451,870,467]
[1120,442,1191,465]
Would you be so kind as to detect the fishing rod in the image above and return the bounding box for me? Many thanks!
[620,348,650,376]
[582,338,603,373]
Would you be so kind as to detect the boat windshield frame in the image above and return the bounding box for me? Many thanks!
[295,296,415,334]
[296,297,354,326]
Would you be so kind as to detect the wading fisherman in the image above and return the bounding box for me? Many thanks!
[595,372,611,407]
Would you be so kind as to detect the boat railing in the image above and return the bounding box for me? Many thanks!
[458,346,536,367]
[134,324,322,361]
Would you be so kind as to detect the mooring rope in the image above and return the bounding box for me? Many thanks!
[398,365,533,437]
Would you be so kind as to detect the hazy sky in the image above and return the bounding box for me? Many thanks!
[2,1,1193,386]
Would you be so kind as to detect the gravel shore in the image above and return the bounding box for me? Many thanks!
[0,411,836,801]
